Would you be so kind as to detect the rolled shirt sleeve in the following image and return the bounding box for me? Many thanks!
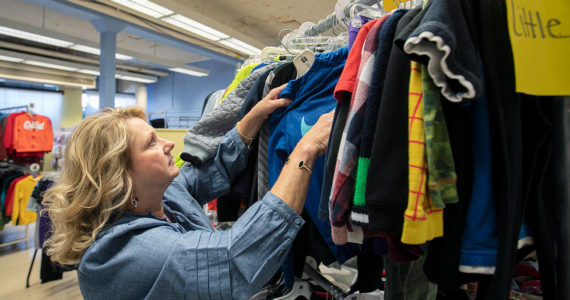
[175,127,249,205]
[175,192,304,299]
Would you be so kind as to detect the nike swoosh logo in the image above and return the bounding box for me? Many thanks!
[301,116,313,136]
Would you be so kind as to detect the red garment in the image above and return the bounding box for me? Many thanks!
[3,112,25,154]
[4,175,27,217]
[13,113,53,152]
[333,19,379,102]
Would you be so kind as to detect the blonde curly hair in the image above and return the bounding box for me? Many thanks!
[43,106,146,265]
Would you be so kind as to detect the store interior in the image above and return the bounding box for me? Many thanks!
[0,0,568,299]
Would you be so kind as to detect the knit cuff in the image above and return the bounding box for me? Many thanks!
[181,143,211,165]
[350,205,369,227]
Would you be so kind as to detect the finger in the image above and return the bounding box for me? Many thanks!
[271,98,293,108]
[269,84,288,97]
[275,83,288,91]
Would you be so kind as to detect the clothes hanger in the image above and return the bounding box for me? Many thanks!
[260,46,293,62]
[293,49,316,79]
[27,102,35,116]
[28,163,41,178]
[349,2,387,28]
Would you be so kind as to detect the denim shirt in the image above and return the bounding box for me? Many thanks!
[77,128,305,300]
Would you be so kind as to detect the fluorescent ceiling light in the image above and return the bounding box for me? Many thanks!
[70,44,132,60]
[116,75,157,83]
[162,14,229,41]
[78,69,100,76]
[115,53,133,60]
[219,38,261,55]
[24,60,79,72]
[0,55,24,63]
[0,25,73,47]
[69,44,100,55]
[111,0,173,18]
[169,67,208,77]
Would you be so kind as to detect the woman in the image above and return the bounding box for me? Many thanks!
[43,85,334,300]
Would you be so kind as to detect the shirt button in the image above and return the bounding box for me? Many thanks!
[294,219,301,225]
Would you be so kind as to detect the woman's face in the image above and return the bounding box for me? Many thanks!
[126,118,179,189]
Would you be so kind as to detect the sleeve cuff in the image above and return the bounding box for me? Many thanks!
[226,127,249,154]
[261,192,305,228]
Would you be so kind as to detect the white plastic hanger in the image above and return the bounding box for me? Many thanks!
[293,49,316,79]
[349,2,387,28]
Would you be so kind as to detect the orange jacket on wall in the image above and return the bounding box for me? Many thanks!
[12,113,53,153]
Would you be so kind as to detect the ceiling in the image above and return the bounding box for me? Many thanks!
[0,0,340,87]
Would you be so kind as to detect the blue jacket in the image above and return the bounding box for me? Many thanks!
[78,128,304,300]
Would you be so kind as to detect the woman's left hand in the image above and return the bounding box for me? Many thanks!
[249,84,292,121]
[236,84,292,146]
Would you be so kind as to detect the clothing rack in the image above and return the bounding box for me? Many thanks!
[0,104,31,114]
[0,160,40,250]
[0,225,30,249]
[304,0,380,36]
[165,112,200,129]
[290,2,385,298]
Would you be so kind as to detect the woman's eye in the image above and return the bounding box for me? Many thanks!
[149,138,156,145]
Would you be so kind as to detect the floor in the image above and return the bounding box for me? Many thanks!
[0,224,82,300]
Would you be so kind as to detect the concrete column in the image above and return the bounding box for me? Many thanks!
[98,30,116,108]
[91,18,126,109]
[135,83,148,112]
[60,87,83,129]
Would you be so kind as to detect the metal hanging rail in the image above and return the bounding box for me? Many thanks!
[0,104,30,113]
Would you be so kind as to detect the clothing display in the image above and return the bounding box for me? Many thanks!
[1,111,53,159]
[173,2,567,298]
[329,16,386,244]
[181,64,277,166]
[10,174,41,226]
[268,47,361,287]
[259,63,297,202]
[200,89,224,118]
[401,61,443,245]
[1,1,566,300]
[255,2,564,300]
[220,62,261,102]
[25,175,68,284]
[362,9,410,233]
[0,166,24,230]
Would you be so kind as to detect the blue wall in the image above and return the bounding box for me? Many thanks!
[147,59,237,118]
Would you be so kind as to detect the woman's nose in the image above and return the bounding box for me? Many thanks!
[163,139,175,153]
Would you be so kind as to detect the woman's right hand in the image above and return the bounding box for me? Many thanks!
[296,110,335,157]
[271,110,335,214]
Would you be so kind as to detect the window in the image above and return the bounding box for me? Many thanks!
[0,87,63,130]
[82,90,136,117]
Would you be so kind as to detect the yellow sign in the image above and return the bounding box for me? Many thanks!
[506,0,570,95]
[382,1,398,11]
